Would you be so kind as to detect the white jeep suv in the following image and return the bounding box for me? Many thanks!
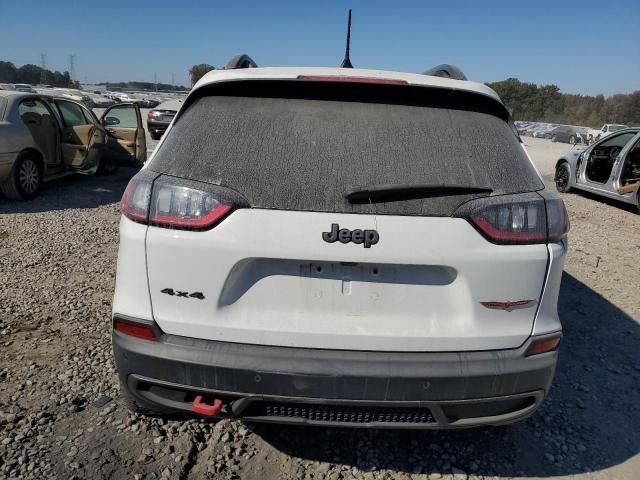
[112,66,569,429]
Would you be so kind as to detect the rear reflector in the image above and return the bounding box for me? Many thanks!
[297,75,408,85]
[525,335,561,356]
[114,319,157,341]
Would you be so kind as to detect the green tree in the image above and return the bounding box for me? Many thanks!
[486,78,640,127]
[189,64,214,86]
[0,61,17,83]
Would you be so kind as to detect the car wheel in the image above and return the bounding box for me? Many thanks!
[96,160,119,176]
[551,135,558,143]
[0,152,42,200]
[555,162,573,193]
[569,135,576,145]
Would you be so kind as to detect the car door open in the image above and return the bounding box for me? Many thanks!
[101,103,146,166]
[54,99,102,171]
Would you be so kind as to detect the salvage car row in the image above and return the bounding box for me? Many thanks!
[0,83,186,110]
[516,120,629,145]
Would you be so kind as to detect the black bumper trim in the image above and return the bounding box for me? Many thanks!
[127,373,544,429]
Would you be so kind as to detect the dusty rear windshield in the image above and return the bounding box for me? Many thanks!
[149,81,543,216]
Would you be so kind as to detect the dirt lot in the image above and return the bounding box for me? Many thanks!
[1,137,639,480]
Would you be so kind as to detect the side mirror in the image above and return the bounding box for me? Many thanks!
[104,116,120,126]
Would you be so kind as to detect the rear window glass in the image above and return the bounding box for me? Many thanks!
[149,81,544,216]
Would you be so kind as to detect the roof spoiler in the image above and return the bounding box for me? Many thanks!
[225,54,258,70]
[422,64,467,81]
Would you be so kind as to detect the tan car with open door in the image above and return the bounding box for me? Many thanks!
[0,91,147,200]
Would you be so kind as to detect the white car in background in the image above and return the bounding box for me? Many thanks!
[587,124,628,144]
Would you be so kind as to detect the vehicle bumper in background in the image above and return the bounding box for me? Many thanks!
[147,120,170,133]
[113,319,560,429]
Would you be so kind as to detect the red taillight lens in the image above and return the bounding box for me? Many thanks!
[297,75,408,85]
[147,111,154,120]
[525,335,561,356]
[121,174,153,224]
[114,319,157,341]
[455,193,569,245]
[121,173,238,231]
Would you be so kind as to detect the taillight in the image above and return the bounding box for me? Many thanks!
[147,110,161,120]
[114,318,157,341]
[121,172,243,231]
[454,193,569,245]
[149,177,232,230]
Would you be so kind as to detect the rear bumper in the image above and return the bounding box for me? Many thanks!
[113,316,559,429]
[147,120,170,132]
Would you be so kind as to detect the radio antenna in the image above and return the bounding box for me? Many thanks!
[340,9,353,68]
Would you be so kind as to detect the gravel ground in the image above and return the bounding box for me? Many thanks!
[1,137,639,480]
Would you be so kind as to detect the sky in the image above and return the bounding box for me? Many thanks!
[1,0,638,96]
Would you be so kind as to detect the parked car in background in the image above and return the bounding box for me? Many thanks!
[533,124,557,138]
[13,84,37,93]
[555,128,640,212]
[523,124,548,137]
[515,121,533,135]
[87,94,115,108]
[549,125,581,144]
[587,124,628,144]
[0,91,146,200]
[146,99,183,140]
[113,66,568,429]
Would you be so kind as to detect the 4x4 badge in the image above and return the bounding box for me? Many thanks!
[322,223,379,248]
[161,288,205,300]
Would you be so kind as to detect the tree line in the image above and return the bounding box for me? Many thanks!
[0,61,78,88]
[487,78,640,127]
[99,81,188,92]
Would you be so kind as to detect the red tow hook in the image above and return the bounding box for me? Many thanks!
[192,396,223,416]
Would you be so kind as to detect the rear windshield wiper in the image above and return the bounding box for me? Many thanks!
[344,184,493,204]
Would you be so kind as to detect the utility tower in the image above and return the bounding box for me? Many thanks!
[40,54,47,84]
[154,72,158,92]
[69,54,76,87]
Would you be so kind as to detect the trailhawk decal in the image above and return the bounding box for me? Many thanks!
[322,223,379,248]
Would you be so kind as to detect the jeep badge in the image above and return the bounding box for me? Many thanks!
[322,223,379,248]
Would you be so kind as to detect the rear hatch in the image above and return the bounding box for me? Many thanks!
[143,79,548,352]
